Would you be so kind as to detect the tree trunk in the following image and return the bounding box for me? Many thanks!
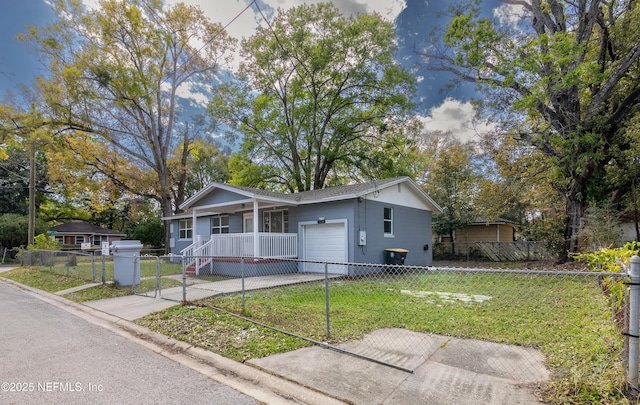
[559,192,585,263]
[161,194,173,254]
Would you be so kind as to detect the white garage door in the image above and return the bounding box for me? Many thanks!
[303,222,348,274]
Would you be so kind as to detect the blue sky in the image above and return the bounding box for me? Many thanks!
[0,0,503,142]
[0,0,56,96]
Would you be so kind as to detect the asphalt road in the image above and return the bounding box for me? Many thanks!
[0,282,258,405]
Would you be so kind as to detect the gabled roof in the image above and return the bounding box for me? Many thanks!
[179,177,442,213]
[49,221,126,236]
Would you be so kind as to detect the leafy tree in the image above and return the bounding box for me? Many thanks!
[579,201,623,249]
[421,0,640,261]
[424,142,481,253]
[22,0,235,248]
[0,214,47,249]
[520,215,566,256]
[476,131,565,223]
[129,219,165,247]
[0,90,56,244]
[211,3,419,192]
[0,146,49,215]
[171,137,230,200]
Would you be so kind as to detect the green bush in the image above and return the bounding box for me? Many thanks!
[576,241,639,313]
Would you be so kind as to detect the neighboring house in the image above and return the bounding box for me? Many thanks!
[434,218,518,245]
[49,220,126,247]
[165,177,442,276]
[433,218,519,257]
[455,218,518,244]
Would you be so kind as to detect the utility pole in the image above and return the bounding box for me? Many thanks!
[28,139,36,246]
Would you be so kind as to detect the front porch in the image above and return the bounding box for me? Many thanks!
[181,233,298,275]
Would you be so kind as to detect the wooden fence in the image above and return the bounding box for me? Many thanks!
[433,241,555,261]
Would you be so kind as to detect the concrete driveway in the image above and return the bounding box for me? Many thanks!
[250,328,548,405]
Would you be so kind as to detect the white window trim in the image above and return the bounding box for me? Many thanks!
[211,215,230,234]
[179,218,193,240]
[384,206,394,237]
[263,209,289,233]
[243,213,253,233]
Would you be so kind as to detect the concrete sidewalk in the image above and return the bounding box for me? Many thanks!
[3,271,549,404]
[83,273,335,320]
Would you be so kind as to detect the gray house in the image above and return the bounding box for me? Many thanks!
[165,177,442,276]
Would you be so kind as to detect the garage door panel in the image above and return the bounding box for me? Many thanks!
[303,222,347,274]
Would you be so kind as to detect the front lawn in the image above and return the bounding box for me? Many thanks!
[1,266,182,302]
[137,270,627,404]
[0,266,88,292]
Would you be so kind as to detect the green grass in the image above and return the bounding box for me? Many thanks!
[140,306,312,362]
[62,277,183,303]
[24,257,182,282]
[1,267,88,292]
[137,270,628,404]
[1,266,183,302]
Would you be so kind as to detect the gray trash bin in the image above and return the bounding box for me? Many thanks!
[111,240,143,286]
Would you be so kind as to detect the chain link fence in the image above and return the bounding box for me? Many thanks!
[16,249,635,397]
[21,249,109,282]
[132,255,184,297]
[19,250,183,297]
[178,255,628,394]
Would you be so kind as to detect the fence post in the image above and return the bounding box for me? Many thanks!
[628,255,640,392]
[92,253,96,282]
[241,257,246,313]
[155,256,160,298]
[182,256,187,303]
[101,254,106,284]
[324,262,331,339]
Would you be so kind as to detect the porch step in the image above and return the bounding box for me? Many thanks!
[186,265,196,275]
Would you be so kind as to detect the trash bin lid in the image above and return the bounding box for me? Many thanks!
[385,248,409,253]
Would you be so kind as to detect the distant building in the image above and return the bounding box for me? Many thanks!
[48,220,126,247]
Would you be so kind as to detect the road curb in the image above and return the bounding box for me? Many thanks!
[0,277,348,405]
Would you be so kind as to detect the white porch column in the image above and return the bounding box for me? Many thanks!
[192,208,198,244]
[253,200,259,258]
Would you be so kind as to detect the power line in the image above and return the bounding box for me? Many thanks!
[170,0,257,78]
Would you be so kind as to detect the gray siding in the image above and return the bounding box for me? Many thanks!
[169,196,433,268]
[354,200,433,267]
[197,189,249,206]
[295,200,356,261]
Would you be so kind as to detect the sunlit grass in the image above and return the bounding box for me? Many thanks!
[138,270,626,404]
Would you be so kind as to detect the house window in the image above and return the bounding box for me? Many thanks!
[263,210,288,233]
[75,235,85,244]
[93,235,103,245]
[211,216,230,234]
[384,207,393,236]
[55,236,63,244]
[179,219,192,240]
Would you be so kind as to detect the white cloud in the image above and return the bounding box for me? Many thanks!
[493,3,526,29]
[174,0,405,42]
[420,98,496,144]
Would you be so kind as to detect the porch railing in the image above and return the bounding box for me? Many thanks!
[207,232,298,258]
[180,234,210,258]
[182,233,297,274]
